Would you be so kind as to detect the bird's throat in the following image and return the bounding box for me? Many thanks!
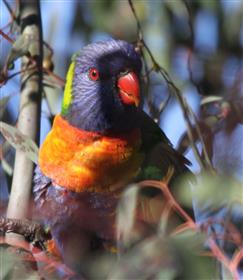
[39,115,143,192]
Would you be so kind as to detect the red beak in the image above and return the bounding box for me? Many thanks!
[117,72,140,107]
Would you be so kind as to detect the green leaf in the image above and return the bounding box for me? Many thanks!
[1,157,13,176]
[108,236,177,280]
[116,184,139,249]
[6,33,39,67]
[178,173,243,207]
[171,229,218,279]
[0,122,39,164]
[0,246,39,280]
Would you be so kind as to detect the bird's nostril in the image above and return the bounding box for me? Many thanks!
[119,68,130,77]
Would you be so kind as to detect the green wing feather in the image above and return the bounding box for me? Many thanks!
[138,111,191,183]
[135,111,193,227]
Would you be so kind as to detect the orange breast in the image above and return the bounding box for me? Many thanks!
[39,115,143,192]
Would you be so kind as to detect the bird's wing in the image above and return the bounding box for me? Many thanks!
[138,110,191,183]
[130,111,193,229]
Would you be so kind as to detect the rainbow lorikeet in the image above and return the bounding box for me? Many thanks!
[34,39,191,274]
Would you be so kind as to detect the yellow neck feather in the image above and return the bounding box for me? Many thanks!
[61,61,75,115]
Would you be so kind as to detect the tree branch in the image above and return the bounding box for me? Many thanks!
[0,217,50,246]
[6,0,43,221]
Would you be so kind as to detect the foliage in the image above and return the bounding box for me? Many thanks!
[0,0,242,279]
[0,121,39,164]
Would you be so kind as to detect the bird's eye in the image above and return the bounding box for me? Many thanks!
[88,68,99,81]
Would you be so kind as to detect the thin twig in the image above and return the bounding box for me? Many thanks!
[138,179,241,279]
[128,0,213,170]
[0,236,77,279]
[138,180,195,226]
[128,0,143,41]
[3,0,17,21]
[0,19,13,31]
[0,28,65,87]
[0,29,14,43]
[1,64,37,86]
[230,250,243,271]
[182,0,213,166]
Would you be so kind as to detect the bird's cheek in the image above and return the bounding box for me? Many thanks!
[117,72,140,107]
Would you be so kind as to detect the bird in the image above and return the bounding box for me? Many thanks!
[34,39,192,276]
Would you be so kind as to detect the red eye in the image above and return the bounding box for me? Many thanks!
[88,68,99,81]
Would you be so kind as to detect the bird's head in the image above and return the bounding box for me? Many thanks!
[61,39,142,133]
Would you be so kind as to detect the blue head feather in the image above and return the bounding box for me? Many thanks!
[61,39,142,133]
